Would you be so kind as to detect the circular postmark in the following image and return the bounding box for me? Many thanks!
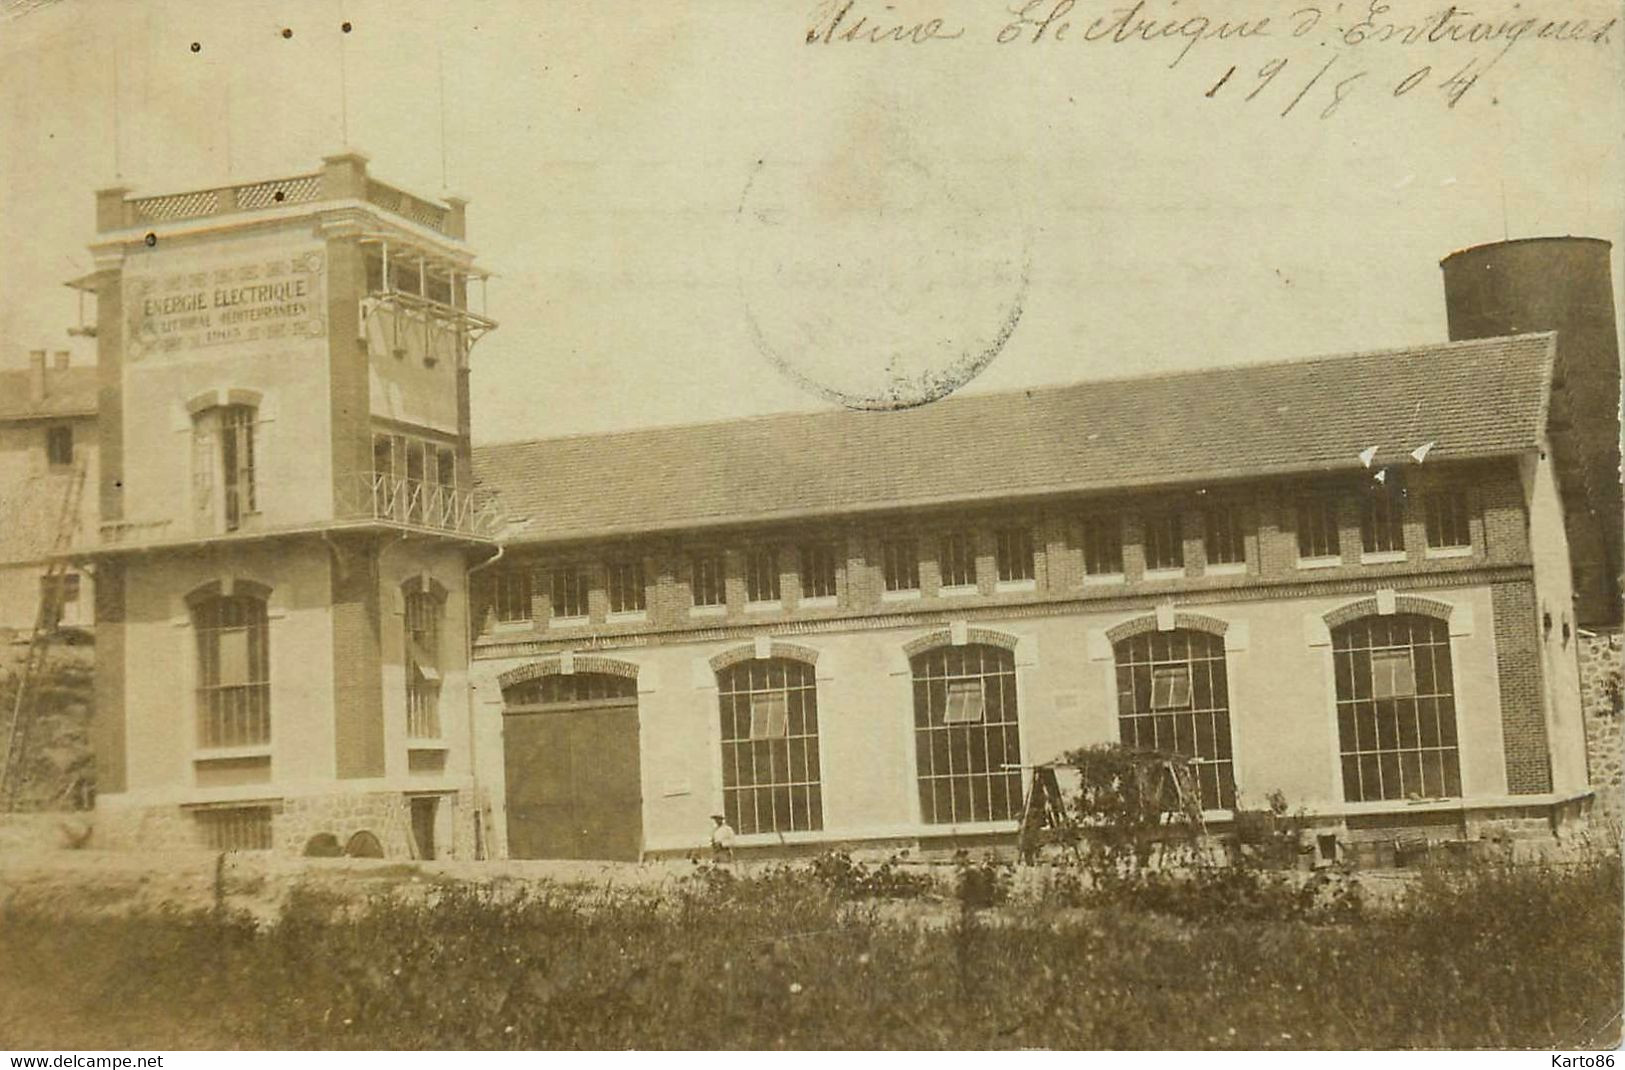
[735,147,1030,411]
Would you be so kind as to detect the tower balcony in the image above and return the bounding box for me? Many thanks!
[337,471,504,539]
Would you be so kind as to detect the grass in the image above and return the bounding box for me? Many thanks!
[0,855,1618,1050]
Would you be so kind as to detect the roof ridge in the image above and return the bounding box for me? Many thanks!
[471,332,1555,453]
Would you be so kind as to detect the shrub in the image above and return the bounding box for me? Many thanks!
[952,851,1011,911]
[808,849,936,900]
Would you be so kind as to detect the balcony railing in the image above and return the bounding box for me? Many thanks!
[340,471,503,538]
[102,154,465,239]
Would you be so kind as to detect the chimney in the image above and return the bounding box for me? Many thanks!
[52,350,70,371]
[1440,236,1622,625]
[27,350,46,404]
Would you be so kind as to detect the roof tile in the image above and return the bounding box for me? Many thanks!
[473,333,1555,544]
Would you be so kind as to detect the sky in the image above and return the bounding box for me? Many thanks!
[1,0,1621,443]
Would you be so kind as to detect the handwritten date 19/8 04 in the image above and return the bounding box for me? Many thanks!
[1205,52,1490,117]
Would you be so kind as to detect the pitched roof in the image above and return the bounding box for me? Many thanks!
[472,333,1555,545]
[0,366,98,422]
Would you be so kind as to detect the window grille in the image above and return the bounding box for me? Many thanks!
[493,568,533,623]
[1424,490,1471,549]
[746,547,780,603]
[1203,505,1246,565]
[1361,489,1407,554]
[1296,498,1341,559]
[691,553,726,607]
[1081,516,1123,575]
[505,672,637,707]
[549,565,587,619]
[799,543,838,600]
[911,644,1023,824]
[607,559,646,613]
[1114,629,1235,810]
[717,659,823,834]
[939,531,977,588]
[503,669,637,705]
[881,536,919,592]
[995,527,1035,582]
[194,594,270,749]
[193,406,257,533]
[195,806,273,852]
[1332,614,1461,802]
[405,591,442,739]
[1144,511,1185,571]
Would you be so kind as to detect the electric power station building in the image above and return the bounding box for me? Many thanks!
[65,155,1621,860]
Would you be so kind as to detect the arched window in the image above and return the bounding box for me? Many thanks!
[910,644,1022,824]
[404,590,443,739]
[503,672,637,707]
[716,658,822,834]
[1113,629,1235,810]
[192,591,270,748]
[1331,614,1460,802]
[192,404,257,532]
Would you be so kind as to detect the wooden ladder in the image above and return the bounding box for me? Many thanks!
[0,460,88,809]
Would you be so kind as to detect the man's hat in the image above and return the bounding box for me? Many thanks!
[711,812,725,820]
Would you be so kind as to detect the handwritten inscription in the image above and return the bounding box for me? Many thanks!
[804,1,1617,115]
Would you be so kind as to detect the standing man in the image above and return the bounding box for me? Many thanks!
[710,812,736,862]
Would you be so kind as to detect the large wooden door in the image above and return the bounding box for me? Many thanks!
[503,684,642,861]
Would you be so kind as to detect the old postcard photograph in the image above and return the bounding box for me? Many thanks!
[0,0,1621,1053]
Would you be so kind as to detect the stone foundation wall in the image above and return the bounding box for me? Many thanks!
[90,788,482,860]
[1579,629,1623,823]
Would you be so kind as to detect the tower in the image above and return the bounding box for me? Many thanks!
[1441,237,1623,627]
[82,152,497,857]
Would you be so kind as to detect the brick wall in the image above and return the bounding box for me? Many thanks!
[474,461,1531,648]
[331,538,385,778]
[1492,580,1553,793]
[1580,629,1623,819]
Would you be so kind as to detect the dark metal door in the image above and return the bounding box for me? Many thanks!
[503,703,642,860]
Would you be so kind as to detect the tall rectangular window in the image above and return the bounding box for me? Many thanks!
[194,593,270,749]
[1203,505,1246,566]
[493,568,533,623]
[194,406,257,533]
[691,553,726,608]
[746,547,780,603]
[939,531,977,588]
[1081,516,1123,576]
[717,659,823,834]
[1143,511,1184,571]
[550,565,587,619]
[1361,490,1406,555]
[1296,498,1341,559]
[404,591,442,739]
[881,536,919,593]
[799,542,838,600]
[1424,490,1471,549]
[607,559,645,614]
[45,425,73,467]
[995,526,1035,583]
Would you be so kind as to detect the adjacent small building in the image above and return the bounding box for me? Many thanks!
[0,352,97,633]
